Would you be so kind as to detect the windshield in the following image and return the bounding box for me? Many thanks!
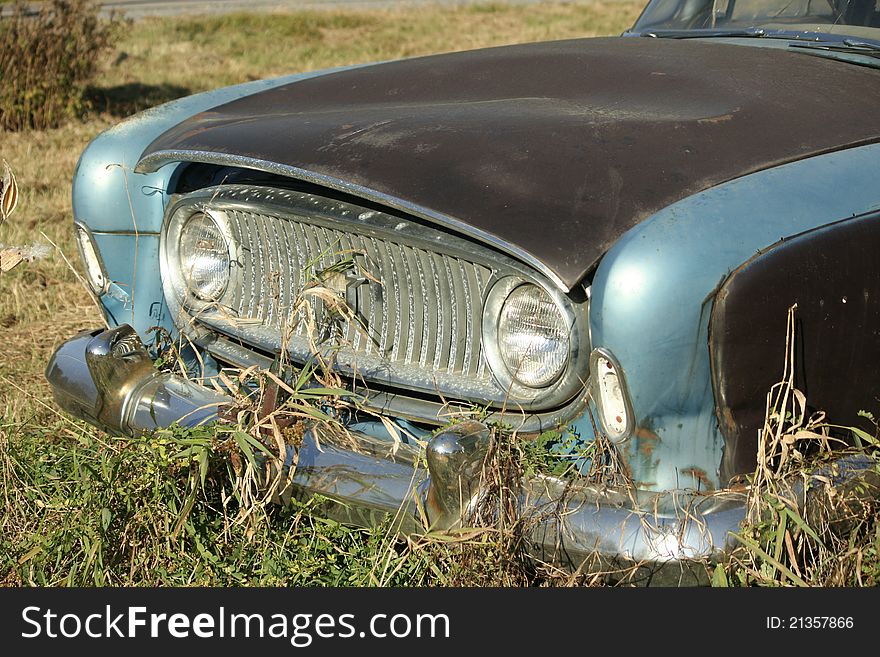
[633,0,880,42]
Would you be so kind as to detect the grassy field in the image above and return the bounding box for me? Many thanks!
[1,1,877,588]
[0,0,647,587]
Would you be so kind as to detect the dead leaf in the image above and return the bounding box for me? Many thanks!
[1,160,18,224]
[0,248,24,273]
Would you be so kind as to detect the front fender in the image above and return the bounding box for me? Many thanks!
[584,142,880,492]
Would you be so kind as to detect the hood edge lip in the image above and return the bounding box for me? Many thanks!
[136,148,574,293]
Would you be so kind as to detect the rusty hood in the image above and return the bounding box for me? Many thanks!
[138,37,880,290]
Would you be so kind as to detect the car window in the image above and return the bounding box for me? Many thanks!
[634,0,880,41]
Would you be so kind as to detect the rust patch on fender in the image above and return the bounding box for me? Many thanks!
[620,421,661,490]
[681,467,715,492]
[634,425,660,458]
[719,405,737,439]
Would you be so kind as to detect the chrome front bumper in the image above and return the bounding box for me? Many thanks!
[45,325,228,435]
[47,324,752,585]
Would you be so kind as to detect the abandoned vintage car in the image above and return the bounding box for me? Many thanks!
[47,0,880,584]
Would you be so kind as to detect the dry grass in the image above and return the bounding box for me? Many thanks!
[100,2,643,98]
[719,306,880,586]
[0,121,109,424]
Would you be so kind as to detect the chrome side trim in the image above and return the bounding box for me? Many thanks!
[135,149,572,293]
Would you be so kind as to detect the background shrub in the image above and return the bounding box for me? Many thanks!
[0,0,118,131]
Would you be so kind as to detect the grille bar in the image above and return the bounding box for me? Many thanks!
[222,205,494,383]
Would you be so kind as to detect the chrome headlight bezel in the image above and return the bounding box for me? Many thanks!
[482,275,590,405]
[160,202,240,312]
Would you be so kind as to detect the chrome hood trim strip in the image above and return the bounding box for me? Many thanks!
[135,149,572,293]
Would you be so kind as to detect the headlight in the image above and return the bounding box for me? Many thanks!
[177,211,230,301]
[483,276,589,405]
[497,284,569,387]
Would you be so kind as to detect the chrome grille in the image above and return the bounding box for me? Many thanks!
[161,185,519,402]
[225,206,492,378]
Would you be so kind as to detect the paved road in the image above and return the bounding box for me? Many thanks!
[113,0,557,18]
[0,0,550,19]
